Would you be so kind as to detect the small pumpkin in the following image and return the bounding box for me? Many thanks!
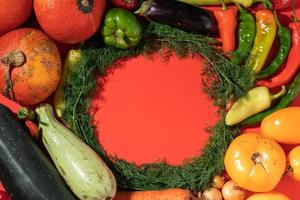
[0,28,62,106]
[287,146,300,182]
[0,0,33,36]
[224,133,286,192]
[247,192,290,200]
[34,0,106,44]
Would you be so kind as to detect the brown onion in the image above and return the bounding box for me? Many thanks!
[222,180,246,200]
[201,188,222,200]
[212,175,225,189]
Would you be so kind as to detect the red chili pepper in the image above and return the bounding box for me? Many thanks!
[213,3,238,53]
[0,190,10,200]
[257,1,300,88]
[271,0,293,10]
[110,0,138,10]
[25,120,40,140]
[0,94,39,138]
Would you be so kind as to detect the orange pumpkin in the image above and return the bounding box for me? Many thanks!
[0,28,62,106]
[34,0,106,44]
[0,0,33,36]
[287,146,300,181]
[247,192,290,200]
[224,133,286,192]
[261,107,300,144]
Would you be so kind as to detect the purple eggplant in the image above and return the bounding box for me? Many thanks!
[135,0,217,34]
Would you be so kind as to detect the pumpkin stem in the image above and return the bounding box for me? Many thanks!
[0,50,25,100]
[1,50,26,67]
[78,0,93,13]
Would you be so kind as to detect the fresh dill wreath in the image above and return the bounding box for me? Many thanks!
[62,21,255,191]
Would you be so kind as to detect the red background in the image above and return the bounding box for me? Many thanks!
[90,6,300,199]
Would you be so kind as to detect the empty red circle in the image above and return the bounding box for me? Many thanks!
[91,54,218,165]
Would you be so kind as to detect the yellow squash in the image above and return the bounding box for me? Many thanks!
[54,49,81,118]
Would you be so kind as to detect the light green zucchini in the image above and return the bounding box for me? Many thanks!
[36,104,117,200]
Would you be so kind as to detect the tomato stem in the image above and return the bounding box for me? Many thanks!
[251,152,263,164]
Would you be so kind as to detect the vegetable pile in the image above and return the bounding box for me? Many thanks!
[0,0,299,199]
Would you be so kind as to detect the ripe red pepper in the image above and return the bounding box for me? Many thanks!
[213,4,238,53]
[257,8,300,88]
[0,190,10,200]
[271,0,293,10]
[110,0,138,10]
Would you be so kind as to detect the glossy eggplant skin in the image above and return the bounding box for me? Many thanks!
[136,0,217,34]
[0,105,77,200]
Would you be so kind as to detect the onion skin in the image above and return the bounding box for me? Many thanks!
[201,188,222,200]
[212,175,225,189]
[222,180,246,200]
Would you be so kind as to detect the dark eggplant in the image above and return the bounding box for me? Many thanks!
[0,105,77,200]
[135,0,217,34]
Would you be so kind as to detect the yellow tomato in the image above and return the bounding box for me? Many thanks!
[247,192,290,200]
[261,107,300,144]
[224,133,286,192]
[287,146,300,181]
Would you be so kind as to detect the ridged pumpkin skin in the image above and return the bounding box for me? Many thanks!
[0,28,62,106]
[0,0,33,36]
[34,0,106,44]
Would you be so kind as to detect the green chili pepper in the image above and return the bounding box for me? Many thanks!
[101,8,142,49]
[177,0,273,8]
[242,70,300,125]
[246,9,277,73]
[225,86,286,126]
[256,12,292,79]
[231,4,256,65]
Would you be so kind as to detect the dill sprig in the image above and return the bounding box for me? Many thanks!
[63,21,254,192]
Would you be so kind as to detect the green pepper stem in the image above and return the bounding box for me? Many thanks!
[256,0,273,9]
[273,11,282,28]
[220,0,226,10]
[17,107,35,121]
[271,86,286,100]
[134,0,152,15]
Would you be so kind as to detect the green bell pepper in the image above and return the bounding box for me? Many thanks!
[101,8,142,49]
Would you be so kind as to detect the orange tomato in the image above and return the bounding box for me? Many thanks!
[287,146,300,181]
[224,133,286,192]
[247,192,290,200]
[261,107,300,144]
